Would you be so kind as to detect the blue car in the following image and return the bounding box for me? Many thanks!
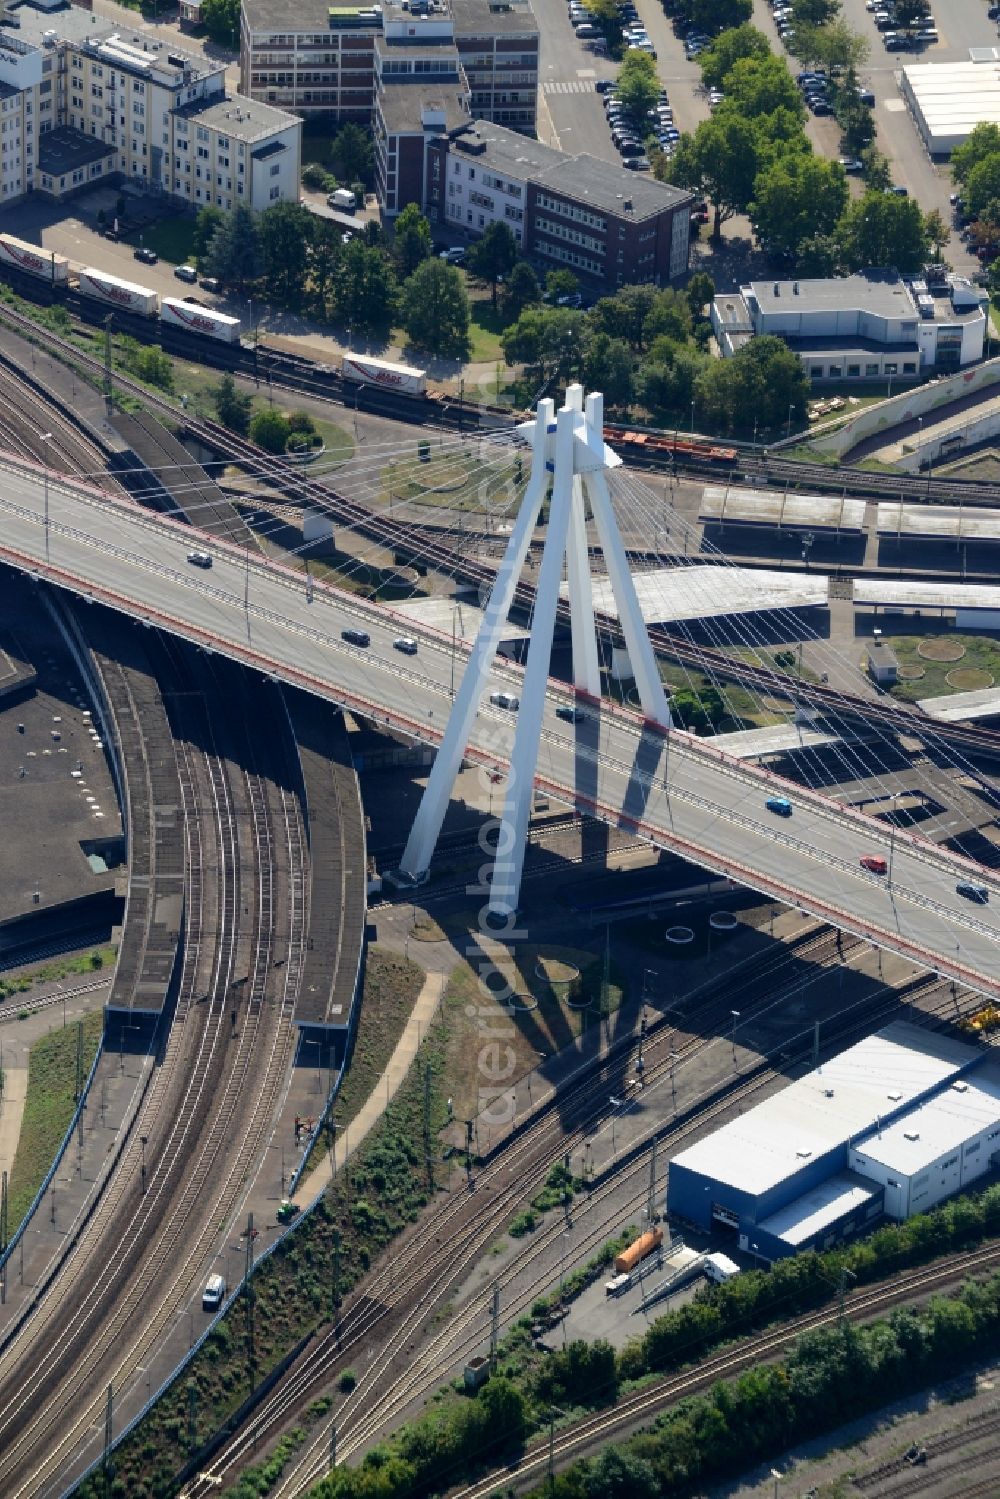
[766,796,793,817]
[957,881,989,904]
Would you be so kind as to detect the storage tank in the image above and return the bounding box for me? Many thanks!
[0,234,70,284]
[77,267,159,317]
[613,1226,663,1275]
[161,297,241,344]
[341,353,426,396]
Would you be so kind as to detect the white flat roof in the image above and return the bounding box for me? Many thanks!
[757,1170,878,1247]
[903,61,1000,147]
[877,503,1000,542]
[852,1058,1000,1176]
[391,596,527,644]
[671,1020,979,1198]
[564,565,829,625]
[855,579,1000,610]
[700,486,866,533]
[917,686,1000,723]
[711,723,843,759]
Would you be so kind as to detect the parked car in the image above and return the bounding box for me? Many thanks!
[860,855,888,875]
[202,1274,226,1311]
[624,156,651,170]
[439,246,466,263]
[133,246,158,265]
[174,264,197,283]
[839,157,864,173]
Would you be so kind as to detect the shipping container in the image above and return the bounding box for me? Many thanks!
[341,353,427,397]
[614,1226,663,1275]
[161,297,241,344]
[0,234,70,284]
[77,267,158,317]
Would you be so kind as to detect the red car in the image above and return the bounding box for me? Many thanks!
[860,855,887,875]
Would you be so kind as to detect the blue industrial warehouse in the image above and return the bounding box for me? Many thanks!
[667,1021,1000,1262]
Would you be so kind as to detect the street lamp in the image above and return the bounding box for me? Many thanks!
[689,398,696,434]
[40,433,54,562]
[785,403,794,441]
[730,1008,741,1064]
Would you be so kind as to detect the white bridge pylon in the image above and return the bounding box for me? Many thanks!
[399,384,672,917]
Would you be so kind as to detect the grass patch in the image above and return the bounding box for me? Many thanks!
[466,297,507,364]
[381,446,520,515]
[0,945,117,1004]
[9,1011,104,1232]
[438,947,626,1124]
[888,633,1000,703]
[129,218,198,267]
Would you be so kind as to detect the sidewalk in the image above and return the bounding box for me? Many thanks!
[292,968,446,1207]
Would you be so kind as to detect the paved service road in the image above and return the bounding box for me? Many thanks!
[534,0,618,158]
[2,458,999,998]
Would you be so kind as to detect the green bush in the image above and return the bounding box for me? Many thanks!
[249,408,291,454]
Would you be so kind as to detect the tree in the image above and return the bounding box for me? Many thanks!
[465,221,518,308]
[952,123,1000,187]
[545,269,580,302]
[258,200,314,303]
[583,334,633,408]
[836,190,930,272]
[502,306,546,369]
[249,409,291,453]
[126,344,174,391]
[203,205,262,292]
[193,205,224,265]
[698,24,771,90]
[720,55,804,120]
[686,270,716,321]
[860,146,892,192]
[392,202,432,278]
[695,334,808,435]
[582,1449,659,1499]
[334,239,398,333]
[837,95,876,157]
[200,0,239,47]
[502,307,586,385]
[690,0,751,30]
[791,0,840,22]
[637,338,705,412]
[301,160,334,192]
[964,154,1000,220]
[751,151,848,260]
[590,285,658,347]
[503,260,541,319]
[616,50,660,119]
[668,113,760,238]
[924,207,948,260]
[401,258,470,356]
[212,373,252,435]
[795,232,841,275]
[331,123,374,188]
[793,19,869,73]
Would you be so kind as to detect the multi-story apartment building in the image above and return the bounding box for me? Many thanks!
[425,121,693,292]
[0,0,300,207]
[240,0,537,135]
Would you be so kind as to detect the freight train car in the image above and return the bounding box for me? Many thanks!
[603,425,738,464]
[77,267,158,317]
[0,234,70,284]
[161,297,241,344]
[614,1227,663,1275]
[342,353,427,396]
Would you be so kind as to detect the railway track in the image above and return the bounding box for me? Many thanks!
[854,1406,1000,1492]
[444,1237,1000,1499]
[181,924,951,1497]
[0,643,304,1498]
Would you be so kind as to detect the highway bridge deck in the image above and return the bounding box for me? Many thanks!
[290,694,366,1032]
[110,409,255,548]
[87,615,184,1019]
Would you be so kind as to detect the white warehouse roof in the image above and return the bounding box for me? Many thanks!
[564,564,828,625]
[671,1021,978,1198]
[901,61,1000,156]
[856,579,1000,611]
[756,1171,878,1248]
[851,1058,1000,1176]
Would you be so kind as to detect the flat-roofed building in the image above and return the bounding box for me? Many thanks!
[901,57,1000,157]
[427,119,692,289]
[712,269,986,379]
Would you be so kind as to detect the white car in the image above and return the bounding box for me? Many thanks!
[393,636,418,655]
[438,246,466,263]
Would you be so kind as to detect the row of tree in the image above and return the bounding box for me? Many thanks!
[660,22,935,273]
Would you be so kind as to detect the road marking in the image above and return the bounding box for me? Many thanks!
[542,79,595,94]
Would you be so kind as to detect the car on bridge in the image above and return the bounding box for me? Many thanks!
[342,628,371,647]
[489,690,519,711]
[186,550,212,568]
[556,704,584,723]
[957,881,989,904]
[860,855,888,875]
[393,636,418,655]
[765,796,792,817]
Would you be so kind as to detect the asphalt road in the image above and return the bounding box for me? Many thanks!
[534,0,620,158]
[3,458,999,997]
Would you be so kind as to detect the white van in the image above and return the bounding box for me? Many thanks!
[704,1252,741,1284]
[605,1273,631,1297]
[202,1273,226,1310]
[489,690,520,711]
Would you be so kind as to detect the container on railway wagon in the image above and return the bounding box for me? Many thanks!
[341,353,427,397]
[0,234,71,284]
[161,296,241,344]
[613,1226,663,1275]
[77,267,159,317]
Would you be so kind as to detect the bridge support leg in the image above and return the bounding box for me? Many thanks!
[490,397,578,918]
[398,399,554,882]
[566,472,601,698]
